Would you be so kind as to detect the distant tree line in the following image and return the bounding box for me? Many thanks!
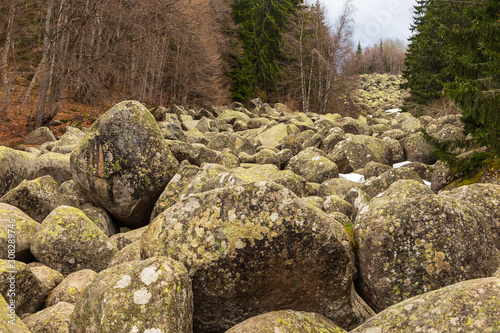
[356,39,407,75]
[0,0,360,127]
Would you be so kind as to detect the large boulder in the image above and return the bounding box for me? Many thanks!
[359,167,423,199]
[207,133,256,156]
[334,135,392,170]
[0,294,31,333]
[351,278,500,332]
[0,146,36,197]
[255,123,300,148]
[0,203,40,262]
[25,126,57,146]
[226,310,348,333]
[34,152,72,184]
[0,175,61,222]
[69,257,193,333]
[285,147,339,183]
[45,269,97,307]
[355,194,499,312]
[24,302,75,333]
[70,100,179,229]
[141,181,368,332]
[167,140,218,166]
[31,206,118,275]
[401,132,436,165]
[28,262,64,297]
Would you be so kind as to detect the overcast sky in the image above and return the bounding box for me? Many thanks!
[321,0,417,47]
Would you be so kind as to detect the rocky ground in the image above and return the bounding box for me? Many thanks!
[1,98,500,333]
[354,74,410,113]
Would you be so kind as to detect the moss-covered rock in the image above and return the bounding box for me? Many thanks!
[25,126,57,146]
[319,178,360,197]
[31,206,118,275]
[207,133,256,156]
[34,152,72,184]
[401,132,436,165]
[217,109,251,125]
[24,301,75,333]
[0,146,37,197]
[355,194,499,312]
[52,127,86,154]
[0,175,61,223]
[225,310,348,333]
[441,184,500,249]
[0,203,40,262]
[362,161,392,178]
[69,257,193,333]
[45,269,97,307]
[399,116,423,134]
[320,127,345,155]
[254,148,281,167]
[59,180,88,208]
[334,135,392,170]
[0,293,31,333]
[216,148,241,168]
[360,167,423,199]
[28,262,64,297]
[108,226,147,250]
[286,148,339,183]
[70,100,179,229]
[255,123,300,148]
[323,195,355,220]
[141,181,366,332]
[108,241,141,267]
[350,278,500,332]
[167,140,218,166]
[0,259,46,315]
[382,137,405,163]
[81,205,119,237]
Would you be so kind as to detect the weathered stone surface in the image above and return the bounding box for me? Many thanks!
[247,165,306,197]
[319,178,360,197]
[46,269,97,307]
[254,148,280,167]
[108,241,141,267]
[207,133,256,156]
[225,310,348,333]
[286,148,339,183]
[34,152,72,184]
[108,226,147,250]
[59,180,88,208]
[401,132,436,165]
[217,109,251,125]
[0,175,61,222]
[323,195,355,220]
[399,116,423,134]
[216,148,240,168]
[351,278,500,333]
[334,135,392,170]
[360,167,423,199]
[399,161,434,181]
[24,301,75,333]
[255,123,300,148]
[431,160,456,192]
[70,100,179,229]
[382,137,405,163]
[28,262,64,296]
[52,127,85,154]
[381,128,406,140]
[31,206,118,275]
[167,140,218,166]
[0,146,36,197]
[69,257,193,333]
[81,205,119,237]
[362,161,392,178]
[25,126,57,146]
[320,127,345,154]
[0,203,40,262]
[355,194,499,312]
[343,188,370,213]
[441,184,500,249]
[0,294,31,333]
[141,181,366,332]
[0,260,46,315]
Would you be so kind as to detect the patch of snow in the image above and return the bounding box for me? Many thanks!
[423,180,432,187]
[133,288,152,305]
[393,161,412,168]
[385,108,401,114]
[339,173,365,183]
[140,266,159,286]
[144,329,162,333]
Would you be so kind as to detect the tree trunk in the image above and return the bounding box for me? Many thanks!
[0,4,15,116]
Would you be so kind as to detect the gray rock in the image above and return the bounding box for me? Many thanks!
[0,146,37,197]
[334,135,392,170]
[25,126,56,146]
[108,226,147,250]
[31,206,118,275]
[166,140,218,166]
[108,241,141,267]
[360,167,423,199]
[24,302,75,333]
[69,257,193,333]
[70,100,179,229]
[0,294,31,333]
[286,148,339,183]
[401,132,436,165]
[216,148,241,168]
[34,152,72,184]
[59,180,88,208]
[141,181,367,332]
[45,269,97,307]
[323,195,355,220]
[255,123,300,148]
[81,205,119,237]
[28,262,64,297]
[207,132,256,156]
[319,178,360,197]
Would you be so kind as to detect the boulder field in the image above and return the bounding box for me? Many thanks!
[0,100,499,332]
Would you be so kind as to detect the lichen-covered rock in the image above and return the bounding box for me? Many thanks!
[323,195,355,220]
[334,135,392,170]
[254,148,280,167]
[399,116,423,134]
[343,188,370,213]
[69,257,193,333]
[52,127,85,154]
[286,148,339,183]
[81,205,119,237]
[24,301,75,333]
[225,310,348,333]
[399,161,434,181]
[401,132,436,165]
[0,175,61,222]
[215,148,240,168]
[382,137,405,163]
[355,194,499,312]
[141,181,366,332]
[431,160,456,192]
[360,167,423,199]
[247,165,306,196]
[108,241,141,267]
[217,108,251,125]
[341,117,372,136]
[350,278,500,332]
[25,126,57,146]
[31,206,118,275]
[34,152,72,184]
[362,161,392,178]
[0,260,46,315]
[28,262,64,297]
[70,100,179,229]
[108,226,147,250]
[319,178,360,197]
[255,123,300,148]
[167,140,218,166]
[441,184,500,249]
[0,146,37,197]
[248,117,271,129]
[0,203,40,262]
[320,127,345,155]
[207,133,256,156]
[380,128,406,140]
[366,180,433,212]
[46,269,97,307]
[0,293,31,333]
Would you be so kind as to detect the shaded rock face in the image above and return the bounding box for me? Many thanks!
[70,100,179,229]
[69,257,193,333]
[24,302,75,333]
[334,135,392,170]
[225,310,348,333]
[355,194,499,312]
[351,278,500,332]
[0,147,36,197]
[141,181,366,332]
[24,126,56,146]
[45,269,98,307]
